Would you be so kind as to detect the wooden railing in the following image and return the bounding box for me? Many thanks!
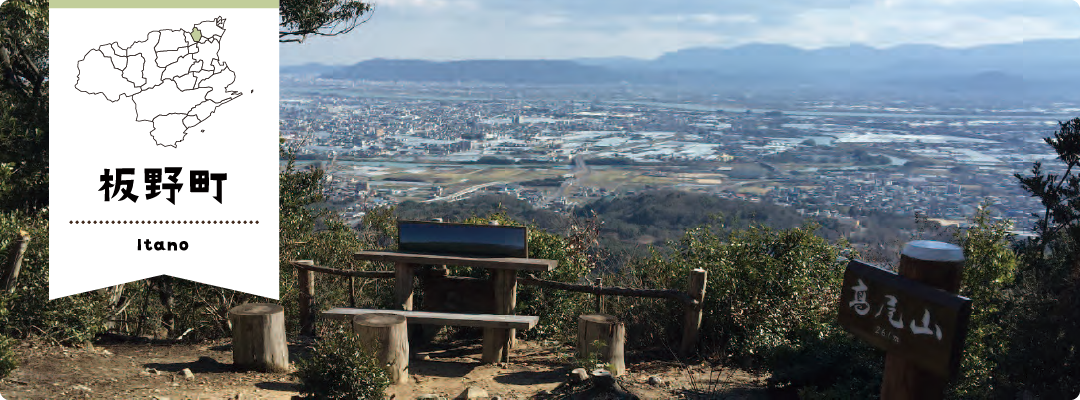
[290,259,708,356]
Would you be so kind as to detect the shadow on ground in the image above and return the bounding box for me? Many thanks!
[255,381,301,392]
[494,369,567,386]
[144,356,234,374]
[143,343,310,374]
[408,359,479,379]
[676,387,777,400]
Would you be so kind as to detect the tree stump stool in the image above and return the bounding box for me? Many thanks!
[228,303,289,372]
[352,313,410,384]
[577,314,626,376]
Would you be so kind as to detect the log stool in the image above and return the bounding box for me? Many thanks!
[352,313,410,384]
[228,303,289,372]
[577,314,626,376]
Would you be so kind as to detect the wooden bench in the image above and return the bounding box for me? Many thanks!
[354,236,555,363]
[324,308,539,330]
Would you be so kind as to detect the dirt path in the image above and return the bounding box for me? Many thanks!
[0,338,770,399]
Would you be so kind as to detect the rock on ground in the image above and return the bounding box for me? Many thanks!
[459,386,488,399]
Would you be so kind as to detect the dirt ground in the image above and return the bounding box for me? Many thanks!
[0,337,772,399]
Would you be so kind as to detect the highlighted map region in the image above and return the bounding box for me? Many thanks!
[75,17,241,147]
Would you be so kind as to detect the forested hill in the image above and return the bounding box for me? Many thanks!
[393,190,942,264]
[395,190,851,245]
[576,190,847,243]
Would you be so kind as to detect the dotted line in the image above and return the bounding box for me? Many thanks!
[70,220,259,225]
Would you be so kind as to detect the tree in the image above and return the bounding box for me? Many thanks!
[1016,117,1080,252]
[0,0,48,211]
[279,0,372,43]
[0,0,46,98]
[1004,117,1080,398]
[950,201,1017,399]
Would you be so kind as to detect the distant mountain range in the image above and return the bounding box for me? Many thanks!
[322,59,624,85]
[280,63,342,76]
[282,39,1080,101]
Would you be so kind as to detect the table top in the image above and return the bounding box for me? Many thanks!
[354,250,556,272]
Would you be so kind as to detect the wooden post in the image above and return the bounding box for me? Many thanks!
[155,275,176,338]
[881,241,965,400]
[229,303,290,372]
[680,268,708,357]
[594,277,603,314]
[395,262,414,311]
[349,276,357,308]
[1,233,31,293]
[353,313,410,384]
[295,260,315,337]
[99,283,127,330]
[482,268,517,363]
[577,314,626,376]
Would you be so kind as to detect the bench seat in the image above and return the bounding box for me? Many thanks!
[323,308,539,330]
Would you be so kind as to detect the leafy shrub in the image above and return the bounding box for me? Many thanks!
[0,210,109,344]
[0,333,15,379]
[677,223,849,364]
[515,217,595,341]
[949,202,1017,399]
[278,156,397,338]
[613,222,863,394]
[293,328,390,399]
[572,339,608,371]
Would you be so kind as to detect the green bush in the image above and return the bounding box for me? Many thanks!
[612,222,865,394]
[949,202,1017,399]
[677,223,849,364]
[515,216,594,342]
[0,333,16,379]
[293,329,390,399]
[279,156,396,338]
[0,210,109,344]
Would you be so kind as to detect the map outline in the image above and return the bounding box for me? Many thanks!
[74,16,243,148]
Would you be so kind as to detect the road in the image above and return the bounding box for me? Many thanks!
[422,181,504,203]
[553,154,591,200]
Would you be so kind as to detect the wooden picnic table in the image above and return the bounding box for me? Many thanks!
[353,250,556,363]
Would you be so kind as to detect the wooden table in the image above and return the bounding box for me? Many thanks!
[354,250,556,363]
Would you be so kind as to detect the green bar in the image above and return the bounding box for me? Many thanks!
[52,0,277,7]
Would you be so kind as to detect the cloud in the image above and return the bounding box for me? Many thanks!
[523,14,570,28]
[648,13,760,25]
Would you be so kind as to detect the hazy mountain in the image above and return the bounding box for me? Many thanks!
[574,56,652,70]
[280,63,342,75]
[290,38,1080,101]
[323,59,626,85]
[651,40,1080,79]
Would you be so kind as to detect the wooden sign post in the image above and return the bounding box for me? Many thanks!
[837,241,972,400]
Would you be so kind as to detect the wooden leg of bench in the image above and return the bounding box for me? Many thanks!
[483,269,517,363]
[395,262,414,311]
[482,327,509,363]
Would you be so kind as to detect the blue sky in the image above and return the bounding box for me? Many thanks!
[280,0,1080,65]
